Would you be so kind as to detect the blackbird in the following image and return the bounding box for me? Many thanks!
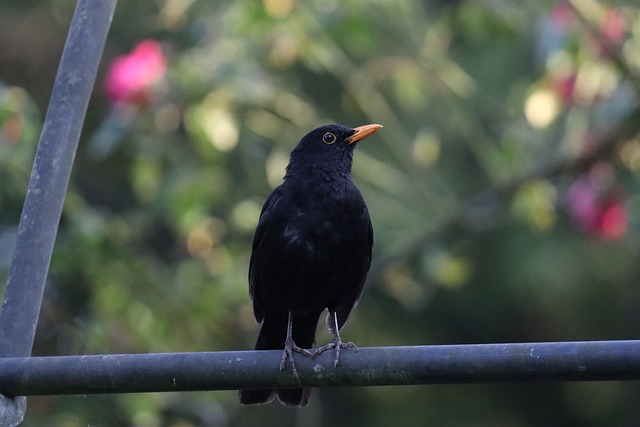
[238,123,382,407]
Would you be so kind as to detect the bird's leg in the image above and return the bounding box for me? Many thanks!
[313,311,358,368]
[279,311,313,380]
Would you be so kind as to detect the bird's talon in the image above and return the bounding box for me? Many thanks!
[312,343,334,358]
[280,340,312,381]
[296,347,313,357]
[313,338,358,368]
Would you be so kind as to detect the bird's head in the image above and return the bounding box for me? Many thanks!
[286,124,382,177]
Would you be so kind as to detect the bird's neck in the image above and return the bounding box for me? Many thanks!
[285,151,353,181]
[284,163,352,184]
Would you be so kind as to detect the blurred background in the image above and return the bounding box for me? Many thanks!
[2,0,640,425]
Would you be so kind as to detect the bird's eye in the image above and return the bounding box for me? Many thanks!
[322,132,336,144]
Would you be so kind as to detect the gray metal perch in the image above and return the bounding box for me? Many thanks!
[1,341,639,397]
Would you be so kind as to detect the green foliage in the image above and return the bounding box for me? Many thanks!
[2,0,640,425]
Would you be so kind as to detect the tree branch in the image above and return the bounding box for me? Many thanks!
[368,124,635,282]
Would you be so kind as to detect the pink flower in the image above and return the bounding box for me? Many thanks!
[601,9,625,46]
[551,73,577,105]
[104,39,167,106]
[590,9,626,57]
[550,3,574,31]
[568,168,627,240]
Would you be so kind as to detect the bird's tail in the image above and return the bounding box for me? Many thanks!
[238,310,318,408]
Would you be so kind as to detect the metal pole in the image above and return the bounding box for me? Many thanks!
[0,341,639,396]
[0,0,117,425]
[0,0,117,358]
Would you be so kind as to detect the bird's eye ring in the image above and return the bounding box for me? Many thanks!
[322,132,336,144]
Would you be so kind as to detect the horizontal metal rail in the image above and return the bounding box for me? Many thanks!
[1,341,639,396]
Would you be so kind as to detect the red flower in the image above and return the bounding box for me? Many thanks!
[549,3,574,31]
[104,39,167,106]
[590,9,626,57]
[568,168,627,240]
[551,73,577,105]
[601,9,625,46]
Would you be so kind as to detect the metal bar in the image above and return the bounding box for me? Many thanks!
[0,1,117,425]
[1,341,639,396]
[0,0,118,359]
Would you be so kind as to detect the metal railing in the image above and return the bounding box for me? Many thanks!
[1,341,640,396]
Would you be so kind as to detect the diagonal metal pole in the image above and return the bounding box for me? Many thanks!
[0,0,117,425]
[0,0,117,359]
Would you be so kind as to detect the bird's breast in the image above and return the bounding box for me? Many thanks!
[281,216,339,253]
[254,180,370,311]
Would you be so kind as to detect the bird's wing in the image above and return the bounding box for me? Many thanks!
[248,188,283,323]
[335,204,373,330]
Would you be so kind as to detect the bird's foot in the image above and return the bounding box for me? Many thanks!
[279,339,313,381]
[313,338,358,368]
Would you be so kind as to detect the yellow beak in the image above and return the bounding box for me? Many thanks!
[346,124,383,144]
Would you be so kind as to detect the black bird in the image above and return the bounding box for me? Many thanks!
[238,123,382,407]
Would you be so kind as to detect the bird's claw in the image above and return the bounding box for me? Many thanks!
[279,341,313,381]
[313,339,358,368]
